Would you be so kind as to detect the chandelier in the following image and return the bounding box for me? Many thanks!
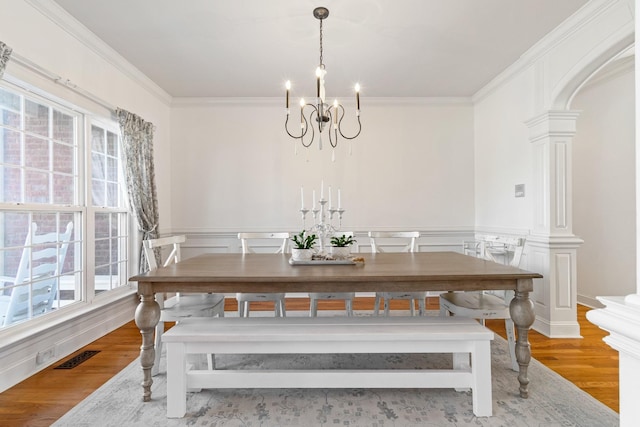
[284,7,362,158]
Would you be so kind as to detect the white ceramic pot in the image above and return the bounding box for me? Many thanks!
[291,248,313,261]
[329,246,351,260]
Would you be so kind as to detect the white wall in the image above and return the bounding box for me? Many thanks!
[473,71,536,233]
[170,99,476,234]
[572,61,636,306]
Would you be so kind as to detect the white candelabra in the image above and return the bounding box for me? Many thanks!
[299,181,345,253]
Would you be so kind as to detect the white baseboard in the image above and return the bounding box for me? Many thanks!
[0,293,138,393]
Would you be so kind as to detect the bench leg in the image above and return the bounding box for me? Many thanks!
[471,341,493,417]
[345,299,353,317]
[453,352,470,392]
[309,298,318,317]
[166,342,187,418]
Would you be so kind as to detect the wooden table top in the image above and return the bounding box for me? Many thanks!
[130,251,542,294]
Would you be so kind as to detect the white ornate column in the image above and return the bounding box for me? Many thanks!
[525,111,583,338]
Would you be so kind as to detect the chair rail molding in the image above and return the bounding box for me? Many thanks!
[525,110,583,338]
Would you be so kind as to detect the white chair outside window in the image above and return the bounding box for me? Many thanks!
[237,232,288,317]
[369,231,429,316]
[439,236,526,371]
[0,222,73,327]
[309,231,356,317]
[143,235,225,376]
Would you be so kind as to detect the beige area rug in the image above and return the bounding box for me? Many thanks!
[53,311,618,426]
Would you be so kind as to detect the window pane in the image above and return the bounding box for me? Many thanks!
[107,157,118,181]
[91,125,104,153]
[95,212,110,239]
[25,170,49,203]
[107,131,118,156]
[95,238,110,270]
[53,142,74,174]
[92,179,105,207]
[0,128,21,166]
[52,110,74,144]
[24,100,49,138]
[92,152,105,180]
[53,174,74,205]
[1,166,21,203]
[106,183,118,207]
[25,135,49,171]
[0,88,21,127]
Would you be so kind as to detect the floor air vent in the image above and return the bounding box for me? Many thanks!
[54,350,100,369]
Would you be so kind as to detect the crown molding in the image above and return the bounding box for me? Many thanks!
[472,0,625,103]
[171,97,473,108]
[25,0,173,106]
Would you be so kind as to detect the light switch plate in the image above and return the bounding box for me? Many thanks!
[515,184,525,198]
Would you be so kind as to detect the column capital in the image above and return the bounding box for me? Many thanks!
[525,110,581,142]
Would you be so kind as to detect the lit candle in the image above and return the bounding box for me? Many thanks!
[285,81,291,109]
[300,186,304,209]
[321,180,324,199]
[333,99,338,125]
[355,83,361,111]
[338,189,342,208]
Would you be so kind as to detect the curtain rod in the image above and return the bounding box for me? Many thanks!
[10,52,117,114]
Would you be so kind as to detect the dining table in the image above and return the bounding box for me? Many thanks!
[129,251,542,402]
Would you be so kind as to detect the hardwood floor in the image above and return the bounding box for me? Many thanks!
[0,299,618,426]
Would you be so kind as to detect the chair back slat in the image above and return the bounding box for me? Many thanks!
[143,235,186,270]
[238,232,290,254]
[368,231,419,253]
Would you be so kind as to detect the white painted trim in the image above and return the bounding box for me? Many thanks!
[171,97,473,108]
[473,0,623,103]
[0,290,138,393]
[170,226,475,235]
[24,0,172,106]
[580,52,634,91]
[577,294,605,309]
[532,316,583,338]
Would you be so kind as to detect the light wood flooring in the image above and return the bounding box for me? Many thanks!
[0,299,618,426]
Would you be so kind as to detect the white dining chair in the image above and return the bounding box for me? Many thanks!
[308,231,356,317]
[143,235,225,376]
[237,232,289,317]
[439,236,526,371]
[369,231,431,316]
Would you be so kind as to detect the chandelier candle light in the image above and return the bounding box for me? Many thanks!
[285,7,362,161]
[299,181,345,253]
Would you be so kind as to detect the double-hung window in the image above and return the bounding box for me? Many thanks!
[0,82,129,329]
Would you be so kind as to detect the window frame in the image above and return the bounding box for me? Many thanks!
[0,79,132,330]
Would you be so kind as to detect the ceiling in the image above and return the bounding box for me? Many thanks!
[52,0,589,98]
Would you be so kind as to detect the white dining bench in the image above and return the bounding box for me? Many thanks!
[163,316,494,418]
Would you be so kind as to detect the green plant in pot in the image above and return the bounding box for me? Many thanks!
[291,230,317,261]
[329,234,356,259]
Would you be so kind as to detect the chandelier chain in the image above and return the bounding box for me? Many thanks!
[319,18,324,68]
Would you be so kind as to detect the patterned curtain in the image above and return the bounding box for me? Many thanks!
[0,41,13,79]
[116,108,160,273]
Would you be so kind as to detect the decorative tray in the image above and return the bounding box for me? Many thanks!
[289,258,356,265]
